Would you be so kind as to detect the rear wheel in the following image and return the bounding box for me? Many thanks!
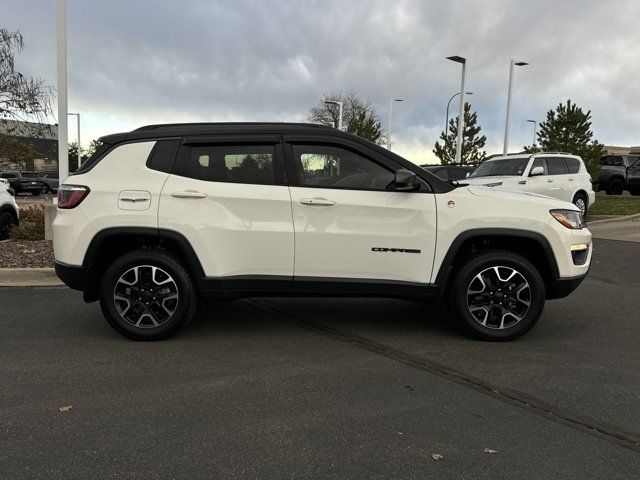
[572,192,588,217]
[0,211,16,240]
[99,249,197,340]
[448,250,545,341]
[606,178,624,195]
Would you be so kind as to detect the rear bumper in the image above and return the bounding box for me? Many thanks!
[54,261,87,291]
[546,273,587,300]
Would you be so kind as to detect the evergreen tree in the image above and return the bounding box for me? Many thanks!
[525,100,603,177]
[433,102,487,165]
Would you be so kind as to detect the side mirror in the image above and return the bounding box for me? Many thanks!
[394,169,420,191]
[530,166,544,177]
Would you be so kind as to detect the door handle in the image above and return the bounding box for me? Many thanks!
[300,197,336,206]
[171,190,208,199]
[568,178,575,181]
[518,180,527,185]
[546,179,554,183]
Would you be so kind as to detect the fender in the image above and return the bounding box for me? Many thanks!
[82,226,206,277]
[433,228,560,289]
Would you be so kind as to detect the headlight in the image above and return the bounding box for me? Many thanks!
[550,209,586,229]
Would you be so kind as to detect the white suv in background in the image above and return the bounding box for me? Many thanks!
[465,153,595,216]
[0,182,19,240]
[53,123,592,342]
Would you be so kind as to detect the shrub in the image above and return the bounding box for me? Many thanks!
[9,205,45,240]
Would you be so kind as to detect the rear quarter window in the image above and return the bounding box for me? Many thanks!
[564,158,581,174]
[147,139,180,173]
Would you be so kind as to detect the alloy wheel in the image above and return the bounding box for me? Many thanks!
[574,197,586,215]
[113,265,179,328]
[466,266,531,329]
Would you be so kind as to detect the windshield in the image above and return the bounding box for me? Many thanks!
[469,158,529,178]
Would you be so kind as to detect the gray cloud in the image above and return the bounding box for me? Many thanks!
[3,0,640,162]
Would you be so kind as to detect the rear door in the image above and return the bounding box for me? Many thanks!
[159,136,294,281]
[285,137,437,288]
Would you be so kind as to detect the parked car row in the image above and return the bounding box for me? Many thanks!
[597,154,640,195]
[0,171,59,195]
[425,153,595,216]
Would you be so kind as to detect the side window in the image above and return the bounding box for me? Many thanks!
[531,157,547,175]
[546,157,567,175]
[147,139,180,173]
[183,145,276,185]
[448,168,467,180]
[292,144,395,191]
[611,156,624,167]
[564,158,581,174]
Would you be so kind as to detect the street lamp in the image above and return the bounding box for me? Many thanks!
[447,56,467,165]
[527,119,537,150]
[56,0,68,180]
[445,91,473,134]
[387,98,404,150]
[67,112,81,168]
[324,100,343,131]
[503,59,529,155]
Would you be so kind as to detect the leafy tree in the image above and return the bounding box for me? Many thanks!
[68,142,82,172]
[0,28,53,159]
[308,91,384,143]
[433,102,487,165]
[525,100,604,178]
[84,139,102,158]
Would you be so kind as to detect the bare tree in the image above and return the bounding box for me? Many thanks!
[0,28,53,161]
[307,91,384,144]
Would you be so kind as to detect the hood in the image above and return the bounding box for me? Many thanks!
[466,185,578,210]
[463,175,520,185]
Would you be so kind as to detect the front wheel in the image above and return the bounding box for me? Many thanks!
[99,249,197,340]
[572,192,588,217]
[448,250,545,341]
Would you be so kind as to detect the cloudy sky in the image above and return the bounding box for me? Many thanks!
[4,0,640,163]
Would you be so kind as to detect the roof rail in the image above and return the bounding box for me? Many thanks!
[134,122,328,131]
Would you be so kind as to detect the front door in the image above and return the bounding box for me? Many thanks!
[285,141,437,287]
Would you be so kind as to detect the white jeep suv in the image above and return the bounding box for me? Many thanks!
[53,123,592,341]
[465,153,596,216]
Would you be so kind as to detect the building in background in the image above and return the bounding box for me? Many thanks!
[0,120,58,172]
[604,145,640,155]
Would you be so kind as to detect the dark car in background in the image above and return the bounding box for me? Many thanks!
[41,172,59,194]
[0,171,44,196]
[421,164,476,182]
[598,154,640,195]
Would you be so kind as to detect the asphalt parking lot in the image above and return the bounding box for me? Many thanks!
[1,238,639,479]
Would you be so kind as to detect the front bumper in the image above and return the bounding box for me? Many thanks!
[546,273,588,299]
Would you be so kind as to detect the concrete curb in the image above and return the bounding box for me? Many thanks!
[0,268,63,287]
[588,213,640,225]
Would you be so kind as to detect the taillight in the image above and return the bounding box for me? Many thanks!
[57,185,90,209]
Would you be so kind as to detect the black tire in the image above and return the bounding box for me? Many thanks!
[99,248,197,340]
[572,192,588,218]
[606,178,624,195]
[448,250,545,341]
[0,211,16,240]
[42,185,51,194]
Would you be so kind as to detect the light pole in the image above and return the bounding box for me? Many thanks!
[446,56,467,165]
[445,91,472,134]
[503,59,529,156]
[324,100,343,130]
[56,0,68,180]
[387,98,403,150]
[527,119,537,150]
[68,112,81,168]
